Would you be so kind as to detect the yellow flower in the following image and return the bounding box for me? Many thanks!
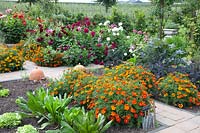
[171,93,176,97]
[164,93,168,97]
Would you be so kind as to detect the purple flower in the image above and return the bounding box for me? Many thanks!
[84,28,89,33]
[90,31,96,37]
[58,32,62,38]
[37,37,44,42]
[79,55,83,59]
[48,40,53,45]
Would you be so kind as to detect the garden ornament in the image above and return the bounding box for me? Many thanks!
[29,67,45,81]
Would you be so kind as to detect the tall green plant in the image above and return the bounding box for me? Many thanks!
[16,88,72,128]
[151,0,175,39]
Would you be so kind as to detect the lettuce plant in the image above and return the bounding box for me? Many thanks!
[0,112,22,128]
[16,125,38,133]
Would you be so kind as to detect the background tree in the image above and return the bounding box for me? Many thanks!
[96,0,117,13]
[151,0,175,39]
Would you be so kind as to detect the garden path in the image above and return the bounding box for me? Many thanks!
[0,61,199,133]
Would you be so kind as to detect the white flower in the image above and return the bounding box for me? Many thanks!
[98,23,103,26]
[116,33,120,36]
[129,49,133,53]
[112,27,119,32]
[113,32,116,36]
[126,36,130,39]
[118,22,123,26]
[118,26,123,31]
[106,37,111,41]
[124,53,127,56]
[104,20,110,26]
[107,29,111,33]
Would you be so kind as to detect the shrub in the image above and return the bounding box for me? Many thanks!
[16,125,39,133]
[0,10,27,44]
[31,46,63,67]
[0,46,24,73]
[136,39,187,78]
[0,112,22,128]
[157,72,200,108]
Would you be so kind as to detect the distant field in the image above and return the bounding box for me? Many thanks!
[0,1,153,17]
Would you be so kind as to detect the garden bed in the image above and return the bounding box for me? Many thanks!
[0,79,152,133]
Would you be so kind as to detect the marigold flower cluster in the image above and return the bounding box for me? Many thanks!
[157,72,200,108]
[48,64,154,126]
[0,45,24,73]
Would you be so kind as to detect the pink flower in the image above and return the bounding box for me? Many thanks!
[133,29,137,33]
[137,30,143,34]
[90,31,96,37]
[84,28,89,33]
[46,29,53,34]
[5,8,12,14]
[76,26,82,31]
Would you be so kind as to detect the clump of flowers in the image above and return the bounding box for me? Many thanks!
[157,72,200,108]
[104,63,157,97]
[0,46,24,73]
[48,64,154,127]
[0,9,27,44]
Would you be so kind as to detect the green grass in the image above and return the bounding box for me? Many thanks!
[0,1,153,17]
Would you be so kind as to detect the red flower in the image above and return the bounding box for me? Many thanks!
[124,118,129,124]
[90,31,96,37]
[134,114,138,119]
[84,28,89,33]
[111,42,117,49]
[96,43,102,47]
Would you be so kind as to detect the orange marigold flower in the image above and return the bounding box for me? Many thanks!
[124,104,130,111]
[101,107,107,114]
[111,105,116,110]
[178,103,183,109]
[130,108,136,113]
[111,111,117,116]
[132,99,137,105]
[132,92,137,97]
[138,101,146,106]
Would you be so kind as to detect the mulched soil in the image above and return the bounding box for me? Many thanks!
[0,79,153,133]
